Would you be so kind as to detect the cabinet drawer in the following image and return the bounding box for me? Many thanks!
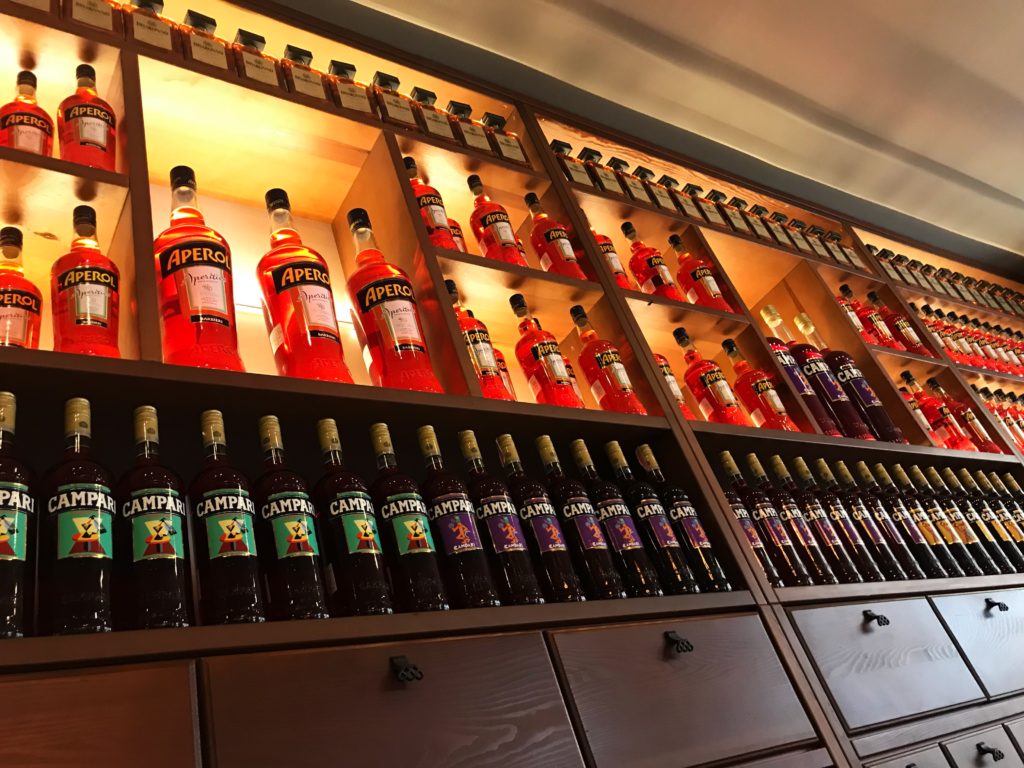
[932,589,1024,698]
[943,725,1024,768]
[869,745,950,768]
[549,613,814,768]
[791,598,984,730]
[0,661,199,768]
[202,632,582,768]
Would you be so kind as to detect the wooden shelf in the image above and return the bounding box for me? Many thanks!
[894,281,1024,330]
[395,129,547,187]
[956,362,1024,388]
[0,589,753,672]
[865,344,944,368]
[774,573,1024,605]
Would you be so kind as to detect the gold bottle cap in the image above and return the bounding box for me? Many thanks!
[605,441,628,471]
[745,452,768,478]
[832,460,855,485]
[0,391,15,435]
[759,304,782,328]
[370,422,394,456]
[496,433,521,466]
[940,467,962,490]
[812,458,836,484]
[768,454,792,481]
[872,463,895,486]
[458,430,482,462]
[317,418,342,455]
[906,464,928,488]
[258,415,284,452]
[924,466,945,488]
[65,397,91,439]
[960,468,983,491]
[791,456,813,482]
[853,461,875,486]
[201,409,226,447]
[1002,473,1022,494]
[794,312,815,336]
[535,435,559,467]
[987,472,1008,494]
[570,438,595,470]
[719,450,741,477]
[635,444,659,474]
[417,425,441,458]
[133,405,159,445]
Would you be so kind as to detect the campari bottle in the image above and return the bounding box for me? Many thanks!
[940,468,1020,573]
[257,189,353,383]
[445,280,512,401]
[899,372,977,451]
[897,464,982,577]
[0,392,34,638]
[620,221,685,301]
[722,338,798,431]
[524,193,587,279]
[0,227,42,349]
[922,466,1005,575]
[403,157,457,250]
[496,434,584,603]
[467,175,527,266]
[668,233,734,312]
[952,469,1024,572]
[569,305,646,415]
[312,418,392,617]
[0,71,53,156]
[508,294,582,408]
[114,406,190,630]
[252,416,330,621]
[57,65,117,172]
[537,435,625,600]
[459,430,544,605]
[154,166,244,371]
[51,206,120,358]
[653,353,696,419]
[674,327,750,425]
[345,208,442,393]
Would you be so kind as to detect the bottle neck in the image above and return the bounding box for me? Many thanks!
[472,190,490,204]
[376,451,397,471]
[801,327,828,349]
[578,462,599,481]
[64,433,90,455]
[612,465,634,482]
[502,459,525,477]
[465,457,485,475]
[135,440,159,460]
[322,449,344,468]
[15,84,36,102]
[263,447,285,467]
[204,441,227,461]
[268,207,302,248]
[76,78,98,95]
[643,466,665,484]
[770,321,795,343]
[576,322,598,345]
[0,248,23,271]
[0,429,12,456]
[543,460,564,478]
[424,454,443,471]
[170,185,204,225]
[516,314,540,336]
[353,225,384,266]
[528,204,547,221]
[725,350,750,375]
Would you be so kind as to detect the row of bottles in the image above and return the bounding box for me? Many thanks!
[718,449,1024,587]
[974,386,1024,453]
[910,302,1024,374]
[834,284,932,356]
[0,66,117,171]
[897,372,1004,453]
[0,392,731,637]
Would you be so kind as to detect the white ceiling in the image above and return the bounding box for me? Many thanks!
[353,0,1024,257]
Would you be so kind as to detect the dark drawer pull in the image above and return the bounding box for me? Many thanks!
[977,742,1005,761]
[389,655,423,683]
[985,597,1010,612]
[905,763,916,768]
[862,609,890,627]
[664,630,694,654]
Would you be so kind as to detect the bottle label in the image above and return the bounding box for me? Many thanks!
[944,505,982,544]
[563,160,594,186]
[240,51,279,86]
[751,502,794,547]
[801,356,849,403]
[596,500,644,551]
[355,276,425,353]
[849,500,887,545]
[63,103,115,150]
[496,354,515,396]
[841,247,867,270]
[477,495,528,553]
[379,492,435,554]
[531,339,570,383]
[195,488,257,559]
[666,500,711,549]
[327,491,382,554]
[428,493,484,555]
[543,227,578,263]
[380,93,417,125]
[480,210,516,247]
[598,242,626,277]
[0,111,51,153]
[730,502,766,549]
[335,81,372,112]
[462,327,500,377]
[634,500,680,549]
[493,133,527,163]
[801,500,843,546]
[676,194,703,220]
[416,193,450,231]
[824,501,866,546]
[834,362,882,408]
[57,266,118,327]
[696,199,727,226]
[271,262,339,341]
[595,349,633,392]
[641,255,674,292]
[159,240,232,325]
[687,265,723,301]
[588,165,618,191]
[808,237,831,259]
[649,185,675,210]
[458,121,491,151]
[866,312,895,341]
[0,288,41,346]
[746,215,772,240]
[188,35,229,69]
[894,318,922,346]
[772,348,815,396]
[421,108,454,139]
[842,305,865,332]
[123,487,185,562]
[778,502,819,549]
[561,496,608,550]
[750,376,787,422]
[788,231,814,253]
[49,483,114,560]
[260,491,320,559]
[766,220,792,244]
[70,0,113,29]
[908,504,943,546]
[660,365,686,403]
[0,481,31,562]
[697,367,738,419]
[962,410,994,442]
[519,497,568,553]
[887,500,926,544]
[724,208,751,233]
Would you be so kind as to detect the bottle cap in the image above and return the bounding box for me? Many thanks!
[768,454,792,480]
[667,233,683,249]
[632,166,655,181]
[569,304,587,326]
[369,422,394,456]
[234,29,266,51]
[806,225,825,236]
[64,397,91,439]
[791,456,813,482]
[577,147,602,163]
[133,405,159,445]
[258,415,283,452]
[605,440,628,470]
[749,204,768,216]
[727,196,748,209]
[409,86,437,106]
[508,293,527,316]
[838,283,853,298]
[768,212,789,223]
[793,313,815,335]
[0,392,14,435]
[184,9,218,33]
[535,434,559,467]
[76,64,96,81]
[480,112,506,130]
[866,290,880,303]
[745,452,767,478]
[523,191,540,207]
[606,157,630,172]
[682,183,703,195]
[466,174,483,191]
[672,327,691,346]
[417,425,441,458]
[634,444,659,473]
[0,227,21,249]
[264,188,290,212]
[940,467,961,489]
[73,205,97,227]
[871,463,893,485]
[322,61,356,80]
[812,458,836,484]
[200,409,225,446]
[443,279,458,300]
[718,450,741,478]
[925,376,941,389]
[549,139,572,155]
[853,460,875,485]
[16,71,36,88]
[170,165,196,190]
[825,231,843,242]
[973,471,994,492]
[957,468,979,490]
[721,338,738,355]
[759,304,782,328]
[788,218,807,230]
[924,466,945,488]
[620,221,637,238]
[346,207,370,229]
[458,429,482,462]
[899,370,915,384]
[706,189,727,203]
[495,433,520,466]
[446,100,472,118]
[570,438,595,469]
[317,418,342,454]
[657,175,679,189]
[371,71,400,90]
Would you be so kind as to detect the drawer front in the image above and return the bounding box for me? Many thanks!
[202,632,582,768]
[869,745,950,768]
[932,589,1024,698]
[943,725,1024,768]
[792,598,984,730]
[0,661,199,768]
[735,747,833,767]
[549,613,815,768]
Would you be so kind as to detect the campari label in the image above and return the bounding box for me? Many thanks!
[49,483,114,560]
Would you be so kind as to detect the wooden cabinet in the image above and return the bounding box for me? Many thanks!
[942,725,1024,768]
[0,661,199,768]
[548,613,815,768]
[931,589,1024,699]
[869,745,951,768]
[201,632,582,768]
[791,598,984,731]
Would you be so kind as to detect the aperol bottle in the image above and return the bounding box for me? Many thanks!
[674,327,749,425]
[925,377,1003,453]
[569,305,646,415]
[899,372,976,451]
[153,166,244,371]
[668,234,734,312]
[584,215,632,289]
[445,280,512,401]
[865,290,930,355]
[257,189,353,383]
[722,339,798,431]
[57,65,117,172]
[0,227,42,350]
[0,71,53,157]
[508,294,582,408]
[403,157,457,251]
[620,221,685,301]
[653,353,695,419]
[467,175,527,266]
[524,193,587,279]
[345,208,442,393]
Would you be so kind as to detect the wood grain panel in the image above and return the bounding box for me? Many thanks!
[550,613,815,768]
[943,725,1024,768]
[868,745,951,768]
[202,632,582,768]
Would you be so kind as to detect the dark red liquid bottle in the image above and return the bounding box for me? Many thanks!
[467,174,527,266]
[940,468,1020,573]
[922,467,1005,576]
[722,338,799,431]
[509,294,582,408]
[570,305,646,415]
[621,221,685,301]
[58,65,116,172]
[952,469,1024,572]
[761,330,841,436]
[403,156,458,251]
[675,327,749,425]
[898,465,983,578]
[0,392,34,638]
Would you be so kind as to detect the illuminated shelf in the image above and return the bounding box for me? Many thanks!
[894,281,1024,329]
[774,573,1024,605]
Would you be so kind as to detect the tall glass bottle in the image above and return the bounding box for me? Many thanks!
[865,291,930,355]
[459,430,543,605]
[368,423,448,611]
[154,166,244,371]
[0,392,34,638]
[445,280,513,401]
[634,444,731,591]
[189,410,264,625]
[467,175,527,266]
[668,233,734,312]
[939,467,1019,573]
[572,439,662,597]
[606,441,698,594]
[524,193,587,279]
[768,456,863,583]
[496,434,584,603]
[257,189,353,383]
[899,372,977,451]
[719,450,812,587]
[41,398,115,634]
[926,378,1003,454]
[917,466,1001,576]
[959,470,1024,569]
[51,205,120,358]
[403,157,458,250]
[896,465,981,577]
[0,227,42,349]
[722,339,799,431]
[253,415,330,621]
[0,71,53,156]
[621,221,685,301]
[569,305,646,415]
[716,454,784,587]
[987,473,1024,548]
[114,406,190,630]
[654,353,696,419]
[537,435,625,600]
[57,64,117,171]
[312,418,392,617]
[675,327,750,425]
[509,294,582,408]
[345,208,442,393]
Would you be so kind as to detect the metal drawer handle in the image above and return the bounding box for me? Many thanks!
[664,630,694,654]
[985,597,1010,613]
[905,763,916,768]
[389,655,424,683]
[862,609,890,627]
[977,742,1005,761]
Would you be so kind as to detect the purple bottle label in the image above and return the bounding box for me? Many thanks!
[888,500,926,545]
[848,500,886,545]
[635,499,680,549]
[731,504,766,549]
[802,500,843,546]
[518,497,569,553]
[773,349,815,397]
[778,502,820,549]
[800,355,848,403]
[597,500,645,552]
[573,515,609,550]
[824,501,866,546]
[477,495,528,553]
[668,500,713,549]
[429,493,484,555]
[835,362,882,408]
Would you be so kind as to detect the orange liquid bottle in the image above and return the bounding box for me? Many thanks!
[675,327,749,426]
[722,339,798,431]
[445,279,513,401]
[508,294,582,408]
[668,234,734,312]
[524,193,587,279]
[403,157,457,251]
[653,353,695,419]
[0,71,53,157]
[621,221,685,301]
[569,305,646,415]
[57,65,116,172]
[467,175,527,266]
[0,227,42,349]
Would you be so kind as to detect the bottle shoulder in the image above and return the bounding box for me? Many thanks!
[154,222,230,252]
[348,255,408,286]
[116,462,183,497]
[44,456,113,489]
[0,269,41,295]
[52,246,118,276]
[313,467,370,500]
[253,465,310,500]
[257,242,328,273]
[189,462,251,496]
